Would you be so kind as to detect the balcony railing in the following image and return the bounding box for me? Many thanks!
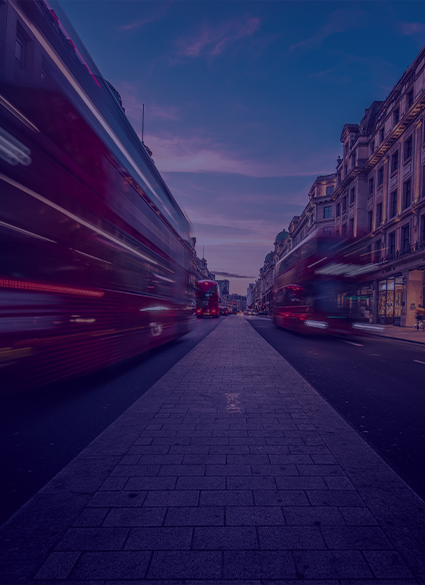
[377,239,425,264]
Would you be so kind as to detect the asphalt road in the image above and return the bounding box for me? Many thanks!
[0,316,222,526]
[247,316,425,502]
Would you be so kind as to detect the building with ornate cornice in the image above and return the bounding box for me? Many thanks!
[332,46,425,326]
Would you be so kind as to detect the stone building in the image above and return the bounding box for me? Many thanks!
[255,44,425,327]
[332,46,425,326]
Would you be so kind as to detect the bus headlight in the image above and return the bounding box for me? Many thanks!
[352,323,385,333]
[304,320,328,329]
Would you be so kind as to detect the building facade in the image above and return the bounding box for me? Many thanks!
[333,46,425,326]
[254,45,425,327]
[216,280,230,297]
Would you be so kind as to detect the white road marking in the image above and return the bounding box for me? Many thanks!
[341,340,364,347]
[413,360,425,365]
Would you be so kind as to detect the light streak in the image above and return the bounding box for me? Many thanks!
[11,0,173,222]
[0,220,56,243]
[0,278,104,297]
[0,173,159,266]
[0,95,40,133]
[0,126,32,166]
[304,320,328,329]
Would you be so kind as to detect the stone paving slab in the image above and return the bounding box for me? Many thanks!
[1,316,425,583]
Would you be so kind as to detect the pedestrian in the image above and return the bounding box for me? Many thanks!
[415,304,425,330]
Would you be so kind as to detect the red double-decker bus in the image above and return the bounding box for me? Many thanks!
[0,0,195,390]
[195,280,221,318]
[272,234,384,336]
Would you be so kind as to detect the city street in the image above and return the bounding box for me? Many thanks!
[2,315,425,584]
[2,314,425,530]
[248,315,425,502]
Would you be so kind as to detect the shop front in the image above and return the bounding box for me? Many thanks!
[378,275,404,325]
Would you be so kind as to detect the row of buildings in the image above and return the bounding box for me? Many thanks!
[249,45,425,327]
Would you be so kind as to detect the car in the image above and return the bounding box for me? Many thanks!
[220,306,229,316]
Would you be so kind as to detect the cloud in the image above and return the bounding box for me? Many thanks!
[118,2,173,32]
[399,21,425,47]
[401,22,425,36]
[214,271,257,279]
[290,7,364,51]
[176,16,260,58]
[143,133,335,178]
[199,241,275,293]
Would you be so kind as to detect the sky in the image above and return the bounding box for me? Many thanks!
[59,0,425,294]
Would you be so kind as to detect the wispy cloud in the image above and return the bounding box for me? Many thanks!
[143,133,335,178]
[118,2,173,32]
[214,271,257,279]
[290,7,365,51]
[176,16,260,58]
[399,21,425,47]
[401,22,425,36]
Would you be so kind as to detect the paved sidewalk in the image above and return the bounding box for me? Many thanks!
[375,324,425,345]
[1,316,425,584]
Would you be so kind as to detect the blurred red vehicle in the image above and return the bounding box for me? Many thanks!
[0,0,195,390]
[272,234,384,336]
[195,280,220,318]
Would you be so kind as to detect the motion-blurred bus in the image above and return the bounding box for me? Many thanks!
[272,234,384,336]
[195,280,220,318]
[0,0,195,390]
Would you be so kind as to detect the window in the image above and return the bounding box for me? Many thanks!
[336,203,341,217]
[407,89,414,109]
[342,196,347,213]
[379,128,385,143]
[326,185,334,196]
[349,218,354,236]
[377,167,384,187]
[15,31,25,67]
[403,179,411,209]
[370,140,375,155]
[350,187,355,204]
[368,210,373,232]
[344,164,348,178]
[368,177,374,196]
[376,202,382,227]
[390,190,398,217]
[402,224,410,252]
[389,232,396,256]
[393,107,400,125]
[404,135,413,161]
[342,223,347,235]
[421,215,425,242]
[351,153,356,168]
[323,226,332,235]
[323,206,332,219]
[391,150,399,173]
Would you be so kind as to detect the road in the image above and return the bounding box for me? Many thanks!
[247,315,425,502]
[0,317,221,526]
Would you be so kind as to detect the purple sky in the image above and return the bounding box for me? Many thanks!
[61,1,425,294]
